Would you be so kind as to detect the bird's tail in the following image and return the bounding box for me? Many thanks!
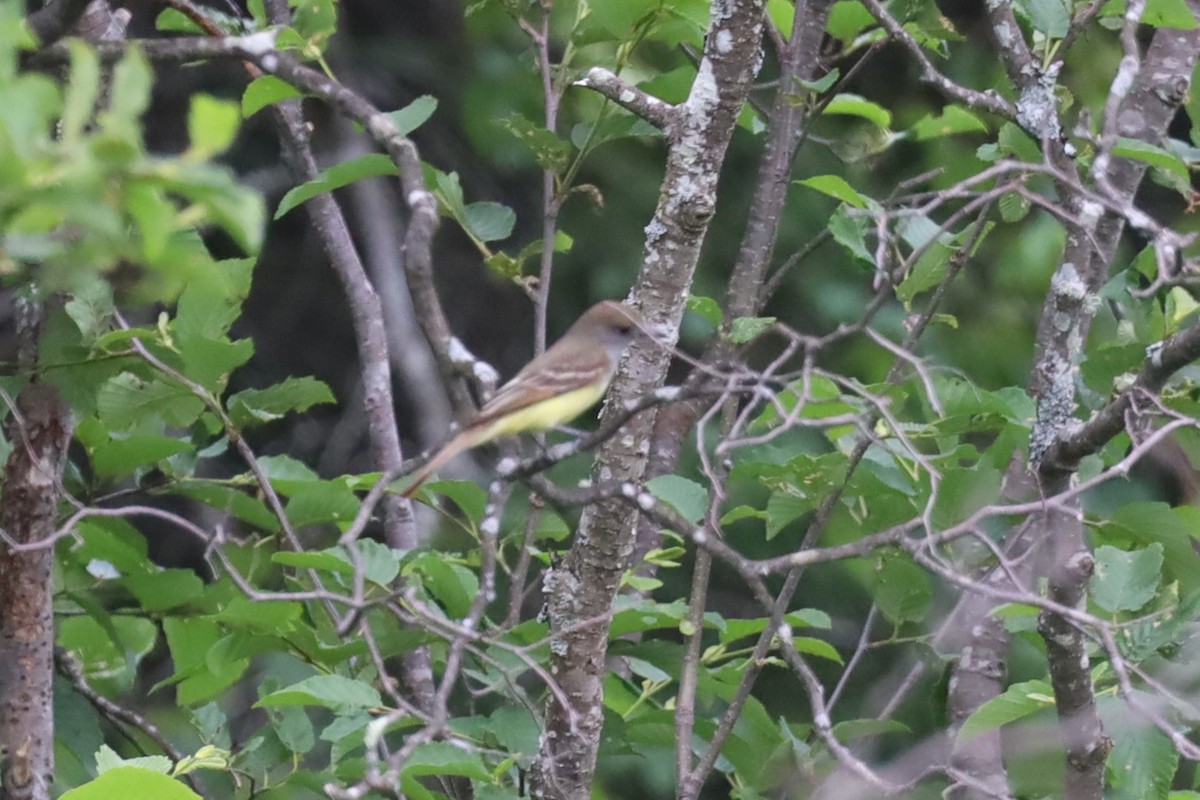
[400,428,484,498]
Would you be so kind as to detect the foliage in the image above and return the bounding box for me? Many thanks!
[5,0,1200,799]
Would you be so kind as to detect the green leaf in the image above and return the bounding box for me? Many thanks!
[645,475,708,524]
[896,239,953,303]
[766,491,809,540]
[90,435,193,478]
[996,121,1041,162]
[1106,706,1178,799]
[276,153,399,218]
[267,704,315,755]
[187,94,240,159]
[123,569,204,612]
[228,376,336,427]
[64,276,115,345]
[1113,137,1190,180]
[408,552,478,619]
[501,113,571,172]
[828,205,873,265]
[94,745,172,774]
[348,539,402,587]
[463,201,516,243]
[730,316,776,344]
[999,190,1031,222]
[909,106,988,140]
[62,40,100,144]
[59,766,201,800]
[796,174,870,208]
[285,480,361,528]
[416,479,488,520]
[827,1,875,41]
[794,636,843,663]
[1092,544,1163,613]
[402,741,491,781]
[160,617,246,705]
[1144,0,1198,28]
[387,95,438,136]
[97,374,205,430]
[1019,0,1070,37]
[59,615,157,690]
[127,183,175,263]
[430,169,516,244]
[153,162,265,254]
[957,680,1055,743]
[833,718,910,741]
[105,46,153,125]
[242,75,303,116]
[272,549,354,576]
[717,610,832,643]
[822,93,892,129]
[214,597,302,632]
[873,553,931,624]
[258,675,382,712]
[175,483,280,533]
[258,454,320,489]
[610,598,688,637]
[931,464,1002,529]
[687,294,722,326]
[1104,503,1200,594]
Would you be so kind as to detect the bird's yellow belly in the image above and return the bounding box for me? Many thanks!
[482,382,610,440]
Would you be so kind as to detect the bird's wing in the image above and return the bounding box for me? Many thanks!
[472,345,613,427]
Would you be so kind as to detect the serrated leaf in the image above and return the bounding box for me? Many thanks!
[1106,710,1178,798]
[1092,544,1163,613]
[228,376,336,427]
[828,205,873,265]
[408,552,478,619]
[957,680,1055,743]
[1144,0,1198,28]
[90,435,192,478]
[730,316,776,344]
[873,553,931,624]
[59,766,201,799]
[285,480,360,528]
[1020,0,1070,37]
[999,190,1031,222]
[645,475,708,524]
[97,374,205,430]
[997,122,1041,162]
[833,718,910,741]
[65,277,115,345]
[501,114,571,171]
[124,569,204,612]
[257,675,382,712]
[766,492,809,540]
[402,741,491,781]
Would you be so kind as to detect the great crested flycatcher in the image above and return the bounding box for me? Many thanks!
[402,300,642,497]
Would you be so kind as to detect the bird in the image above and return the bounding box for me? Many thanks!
[402,300,642,497]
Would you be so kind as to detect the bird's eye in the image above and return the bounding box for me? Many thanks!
[617,324,633,334]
